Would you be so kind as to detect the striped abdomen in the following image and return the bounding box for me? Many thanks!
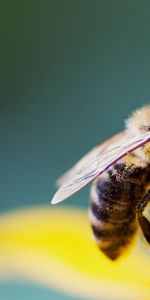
[89,162,146,260]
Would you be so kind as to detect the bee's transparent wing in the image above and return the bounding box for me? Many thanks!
[52,132,150,204]
[56,132,125,187]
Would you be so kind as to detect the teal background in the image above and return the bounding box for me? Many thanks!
[0,281,88,300]
[1,1,150,299]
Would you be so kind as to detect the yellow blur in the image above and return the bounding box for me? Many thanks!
[0,206,150,300]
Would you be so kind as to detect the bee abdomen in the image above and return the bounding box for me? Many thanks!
[90,203,136,260]
[89,163,142,260]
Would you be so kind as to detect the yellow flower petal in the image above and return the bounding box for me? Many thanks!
[0,206,150,300]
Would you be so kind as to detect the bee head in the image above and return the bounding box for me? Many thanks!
[125,105,150,135]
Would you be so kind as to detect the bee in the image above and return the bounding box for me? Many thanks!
[52,105,150,260]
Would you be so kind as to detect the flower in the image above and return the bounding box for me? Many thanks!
[0,205,150,300]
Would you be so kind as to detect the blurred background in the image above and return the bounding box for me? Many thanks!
[1,1,150,299]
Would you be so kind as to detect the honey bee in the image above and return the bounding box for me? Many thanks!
[52,105,150,260]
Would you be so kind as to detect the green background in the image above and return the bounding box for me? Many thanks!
[1,1,150,299]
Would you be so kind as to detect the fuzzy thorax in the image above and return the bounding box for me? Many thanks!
[125,105,150,136]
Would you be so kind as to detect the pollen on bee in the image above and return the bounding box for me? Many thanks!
[144,142,150,159]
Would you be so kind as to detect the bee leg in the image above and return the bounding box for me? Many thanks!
[138,190,150,243]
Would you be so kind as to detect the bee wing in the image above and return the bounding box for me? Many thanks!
[52,132,150,204]
[56,132,125,187]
